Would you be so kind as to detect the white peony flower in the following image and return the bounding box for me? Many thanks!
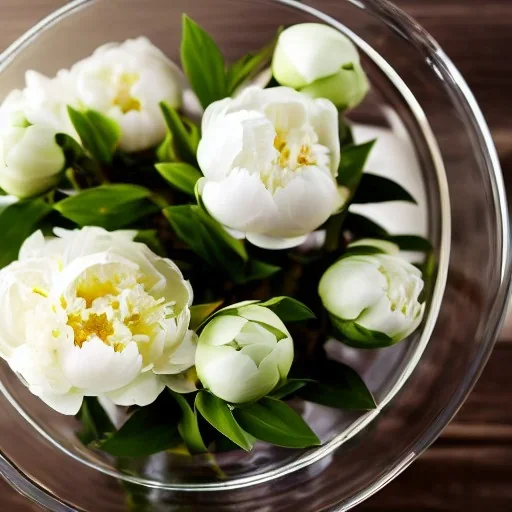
[0,71,77,198]
[69,37,183,152]
[318,240,425,345]
[0,227,195,414]
[0,111,65,198]
[196,303,294,403]
[197,86,343,250]
[272,23,369,109]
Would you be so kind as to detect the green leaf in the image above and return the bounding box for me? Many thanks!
[388,235,432,252]
[54,184,157,230]
[343,212,389,238]
[352,173,417,204]
[0,199,52,269]
[242,259,281,282]
[339,118,354,148]
[251,321,288,341]
[226,30,280,93]
[156,132,178,163]
[233,397,320,448]
[331,315,394,349]
[181,15,227,109]
[169,391,208,454]
[164,205,250,281]
[98,407,182,457]
[190,301,224,330]
[159,102,199,165]
[299,361,376,410]
[259,296,316,323]
[270,379,310,400]
[55,133,86,166]
[77,397,115,445]
[67,106,121,163]
[156,162,202,196]
[135,229,167,257]
[337,140,376,190]
[195,391,254,451]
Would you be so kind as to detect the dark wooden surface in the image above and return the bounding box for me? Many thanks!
[1,0,511,510]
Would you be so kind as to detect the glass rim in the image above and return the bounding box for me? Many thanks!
[0,0,509,508]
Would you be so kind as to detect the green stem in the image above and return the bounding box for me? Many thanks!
[204,452,227,479]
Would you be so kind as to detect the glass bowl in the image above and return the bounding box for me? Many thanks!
[0,0,509,510]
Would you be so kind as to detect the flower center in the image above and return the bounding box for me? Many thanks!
[272,132,316,170]
[68,312,116,349]
[112,72,141,113]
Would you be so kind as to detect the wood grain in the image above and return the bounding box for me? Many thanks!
[0,0,511,510]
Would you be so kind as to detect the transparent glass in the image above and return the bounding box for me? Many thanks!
[0,0,509,510]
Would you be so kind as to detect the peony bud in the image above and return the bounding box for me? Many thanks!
[272,23,369,109]
[318,239,425,346]
[195,303,294,403]
[0,112,64,198]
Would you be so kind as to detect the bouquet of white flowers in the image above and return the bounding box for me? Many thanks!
[0,16,432,457]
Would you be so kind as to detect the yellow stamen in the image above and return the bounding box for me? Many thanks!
[68,312,114,348]
[32,287,48,298]
[76,278,119,308]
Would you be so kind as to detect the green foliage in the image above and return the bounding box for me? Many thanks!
[298,361,376,409]
[181,15,228,109]
[233,397,320,448]
[67,107,121,163]
[155,162,202,196]
[0,199,52,269]
[195,391,254,451]
[54,184,157,230]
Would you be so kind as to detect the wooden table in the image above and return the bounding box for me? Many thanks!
[1,1,511,510]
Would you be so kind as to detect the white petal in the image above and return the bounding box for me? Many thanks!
[237,305,289,334]
[273,23,360,85]
[308,98,340,174]
[246,232,308,250]
[202,168,277,233]
[318,257,387,319]
[153,329,197,375]
[268,168,339,238]
[200,315,248,347]
[38,390,84,415]
[60,338,142,393]
[106,371,165,407]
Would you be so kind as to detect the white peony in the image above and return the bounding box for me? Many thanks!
[272,23,369,109]
[0,112,65,198]
[0,227,195,414]
[197,86,343,250]
[318,239,425,345]
[69,37,183,152]
[0,71,76,198]
[195,303,294,403]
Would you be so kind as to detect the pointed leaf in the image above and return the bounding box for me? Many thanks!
[0,198,52,269]
[195,391,254,451]
[159,102,199,165]
[343,212,389,238]
[233,397,320,448]
[54,184,157,230]
[299,360,377,410]
[388,235,432,252]
[156,162,202,196]
[190,301,224,330]
[259,296,315,322]
[67,106,121,163]
[77,397,115,445]
[337,140,376,190]
[226,29,281,93]
[352,173,417,204]
[181,15,227,109]
[270,379,310,400]
[169,391,208,454]
[98,406,181,457]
